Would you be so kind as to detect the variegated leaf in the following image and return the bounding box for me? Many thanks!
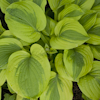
[6,44,50,99]
[63,45,93,81]
[78,61,100,100]
[40,71,73,100]
[50,18,89,49]
[5,1,46,44]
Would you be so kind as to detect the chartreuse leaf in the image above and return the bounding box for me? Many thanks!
[79,10,97,31]
[78,61,100,100]
[40,71,73,100]
[0,38,23,69]
[29,0,47,12]
[6,44,50,99]
[0,0,21,13]
[48,0,74,12]
[42,16,57,36]
[16,95,37,100]
[50,18,89,49]
[55,53,73,80]
[58,4,84,21]
[89,44,100,60]
[0,69,6,86]
[0,30,31,46]
[82,93,92,100]
[73,0,95,11]
[0,21,5,35]
[4,93,16,100]
[63,45,93,82]
[7,83,15,94]
[86,18,100,45]
[5,1,46,44]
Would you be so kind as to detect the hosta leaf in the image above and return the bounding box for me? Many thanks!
[5,1,46,44]
[87,18,100,44]
[78,61,100,100]
[6,44,50,99]
[64,45,93,82]
[40,71,73,100]
[0,38,23,69]
[4,93,16,100]
[0,69,6,86]
[55,53,73,80]
[58,4,84,21]
[16,95,37,100]
[50,18,89,49]
[92,0,100,7]
[82,93,92,100]
[89,44,100,60]
[0,21,5,35]
[73,0,95,11]
[42,16,57,36]
[29,0,47,12]
[48,0,74,12]
[7,83,15,94]
[0,0,21,13]
[79,10,97,31]
[0,87,1,100]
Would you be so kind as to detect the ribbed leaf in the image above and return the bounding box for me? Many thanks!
[79,10,97,31]
[5,1,46,44]
[40,71,73,100]
[42,16,57,36]
[74,0,95,11]
[16,95,37,100]
[48,0,74,12]
[6,44,50,99]
[0,38,23,69]
[87,18,100,44]
[0,21,5,35]
[89,44,100,60]
[58,4,84,20]
[82,93,92,100]
[55,53,73,80]
[63,45,93,82]
[50,18,89,49]
[0,0,20,13]
[0,69,6,86]
[78,61,100,100]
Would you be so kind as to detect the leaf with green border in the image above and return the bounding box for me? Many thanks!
[63,45,93,82]
[78,61,100,100]
[6,44,50,99]
[5,1,46,44]
[79,10,97,31]
[40,71,73,100]
[50,18,89,49]
[58,4,84,21]
[0,38,23,69]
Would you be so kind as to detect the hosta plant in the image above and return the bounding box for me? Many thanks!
[0,0,100,100]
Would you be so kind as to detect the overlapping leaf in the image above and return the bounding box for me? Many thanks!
[58,4,84,21]
[50,18,89,49]
[63,45,93,81]
[5,1,46,44]
[79,10,97,31]
[87,18,100,44]
[0,21,5,35]
[78,61,100,100]
[6,44,50,99]
[40,71,73,100]
[73,0,95,11]
[42,16,57,36]
[0,38,23,69]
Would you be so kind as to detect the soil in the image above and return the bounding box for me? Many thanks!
[0,9,84,100]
